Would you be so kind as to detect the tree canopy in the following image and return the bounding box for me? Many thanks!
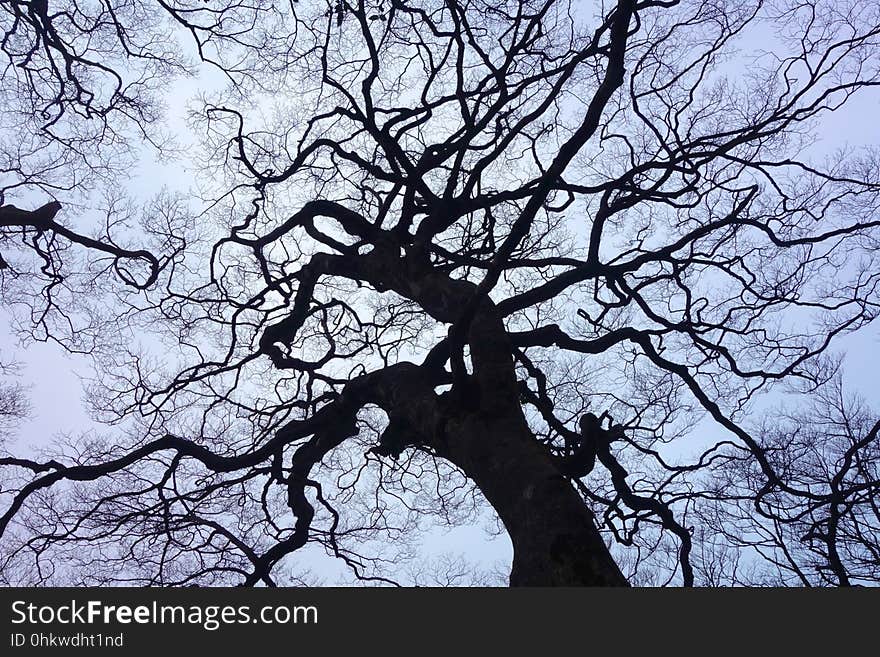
[1,0,879,586]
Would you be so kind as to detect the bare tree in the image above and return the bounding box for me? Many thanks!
[0,357,29,444]
[1,0,879,586]
[695,369,880,586]
[1,0,277,341]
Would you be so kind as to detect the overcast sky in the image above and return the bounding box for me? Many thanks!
[2,4,879,584]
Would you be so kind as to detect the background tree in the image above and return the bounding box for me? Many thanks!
[1,0,879,586]
[0,357,29,444]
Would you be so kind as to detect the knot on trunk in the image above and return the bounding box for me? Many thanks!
[559,412,625,478]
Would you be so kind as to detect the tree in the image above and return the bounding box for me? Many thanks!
[0,358,29,443]
[1,0,879,586]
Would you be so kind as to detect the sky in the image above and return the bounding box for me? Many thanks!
[2,1,879,585]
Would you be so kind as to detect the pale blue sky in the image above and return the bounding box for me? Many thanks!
[2,2,879,585]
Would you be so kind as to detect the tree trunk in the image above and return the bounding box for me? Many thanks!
[365,258,629,585]
[436,404,629,586]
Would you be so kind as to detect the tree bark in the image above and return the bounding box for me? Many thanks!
[433,401,629,586]
[391,288,628,585]
[279,243,630,585]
